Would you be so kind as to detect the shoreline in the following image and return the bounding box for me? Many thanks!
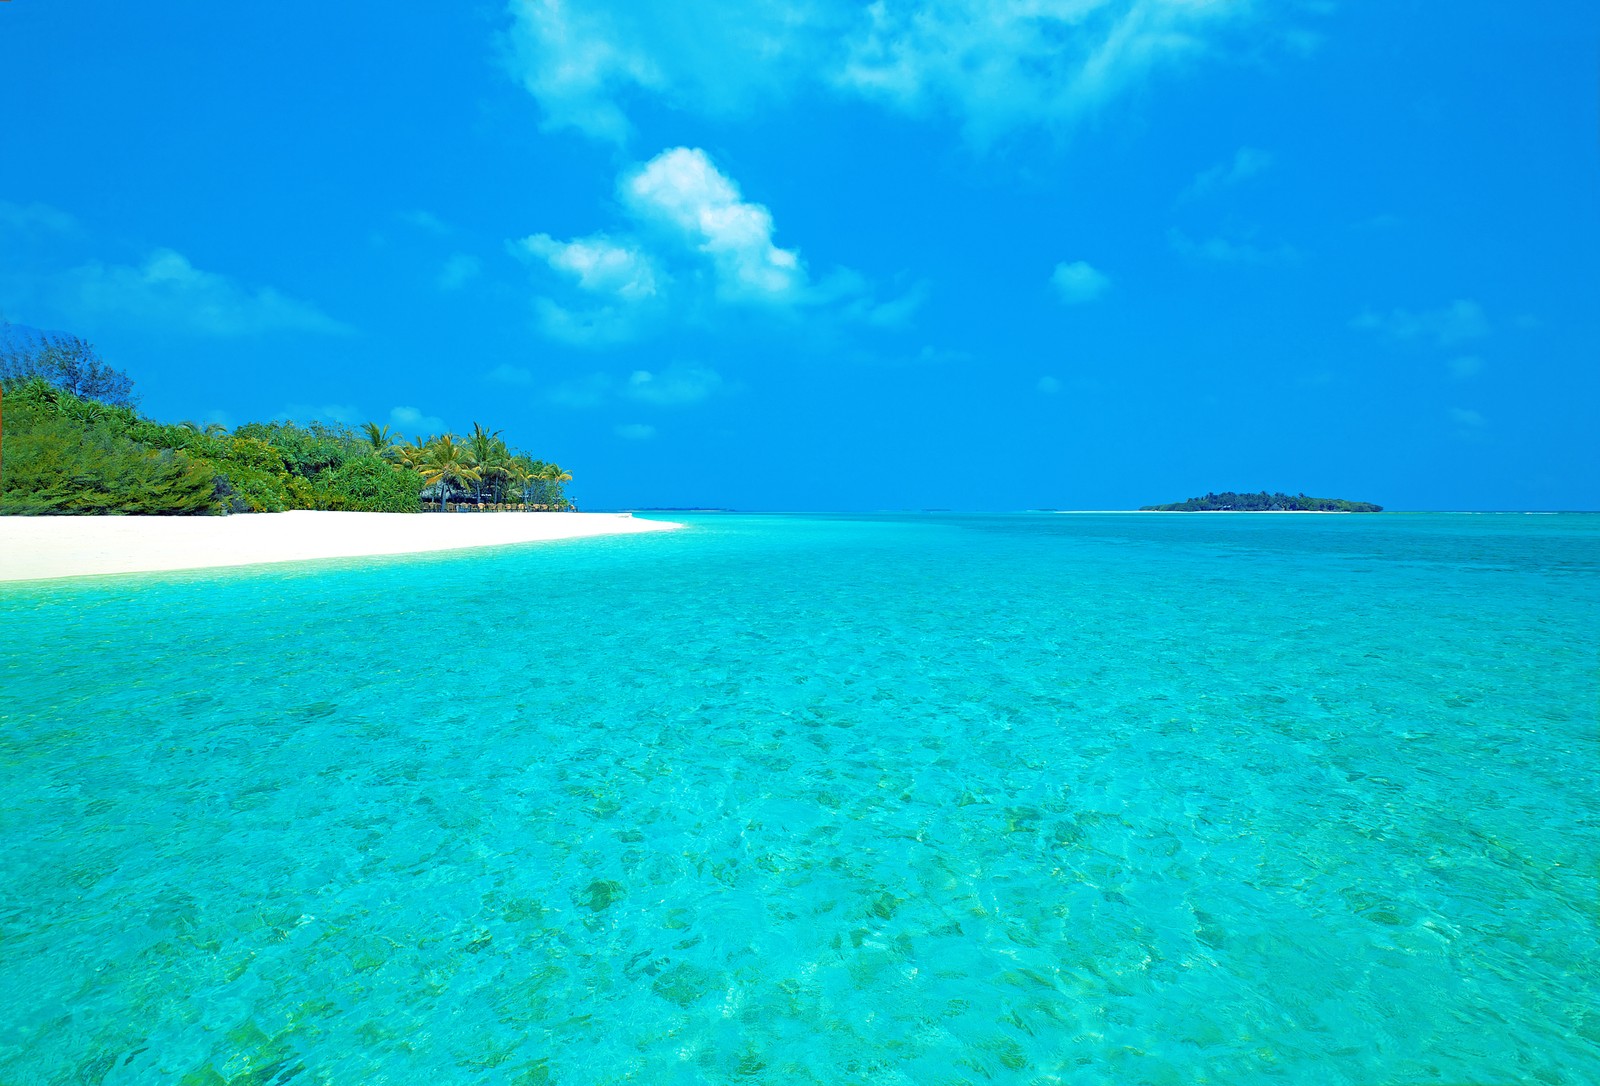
[0,510,683,584]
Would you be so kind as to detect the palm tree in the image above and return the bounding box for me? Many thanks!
[394,434,432,471]
[505,459,535,511]
[361,421,398,460]
[539,463,573,510]
[464,422,511,506]
[416,434,481,512]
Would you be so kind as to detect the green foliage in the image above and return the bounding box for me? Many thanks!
[1141,491,1383,512]
[233,420,359,477]
[207,464,291,513]
[1,380,574,517]
[1,411,220,515]
[310,456,424,512]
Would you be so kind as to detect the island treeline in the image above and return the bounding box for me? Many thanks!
[1142,491,1383,512]
[0,332,572,516]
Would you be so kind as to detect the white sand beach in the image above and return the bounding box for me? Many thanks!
[0,510,682,583]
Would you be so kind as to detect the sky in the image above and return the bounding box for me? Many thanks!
[2,1,1597,511]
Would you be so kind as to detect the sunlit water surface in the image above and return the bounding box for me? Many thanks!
[2,512,1596,1085]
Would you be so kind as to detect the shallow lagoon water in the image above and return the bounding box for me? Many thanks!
[1,512,1597,1085]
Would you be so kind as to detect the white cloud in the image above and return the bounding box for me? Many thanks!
[519,232,660,300]
[59,249,351,337]
[1353,300,1489,346]
[1448,355,1484,379]
[1182,146,1273,201]
[622,147,805,302]
[514,147,909,343]
[438,253,482,291]
[1037,375,1063,394]
[836,0,1252,146]
[390,405,448,434]
[615,422,657,440]
[1051,260,1111,304]
[503,0,1272,148]
[1449,407,1485,427]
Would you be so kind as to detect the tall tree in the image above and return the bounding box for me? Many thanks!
[416,435,481,512]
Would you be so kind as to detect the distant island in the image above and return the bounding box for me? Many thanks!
[1142,491,1383,512]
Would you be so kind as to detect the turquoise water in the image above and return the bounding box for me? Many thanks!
[1,512,1597,1085]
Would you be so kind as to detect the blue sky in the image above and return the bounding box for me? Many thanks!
[2,1,1596,510]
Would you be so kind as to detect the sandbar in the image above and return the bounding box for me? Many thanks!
[0,510,682,583]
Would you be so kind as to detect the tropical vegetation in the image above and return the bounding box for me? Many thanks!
[1142,491,1383,512]
[0,331,574,516]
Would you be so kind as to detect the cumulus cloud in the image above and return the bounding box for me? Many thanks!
[622,148,805,302]
[57,249,351,337]
[1051,261,1111,304]
[503,0,1272,148]
[615,422,657,440]
[1353,300,1489,346]
[519,232,660,300]
[1182,146,1273,201]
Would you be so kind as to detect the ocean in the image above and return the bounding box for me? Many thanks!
[2,512,1596,1084]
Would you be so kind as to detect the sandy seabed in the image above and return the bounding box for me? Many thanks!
[0,510,682,583]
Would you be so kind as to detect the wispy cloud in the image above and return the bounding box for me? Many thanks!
[1037,375,1063,394]
[1353,300,1489,346]
[1182,146,1273,201]
[1448,355,1484,379]
[1051,260,1111,304]
[502,0,1282,149]
[1449,406,1486,427]
[614,422,657,440]
[57,249,351,337]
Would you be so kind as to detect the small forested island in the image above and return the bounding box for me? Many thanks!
[0,327,573,516]
[1142,491,1383,512]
